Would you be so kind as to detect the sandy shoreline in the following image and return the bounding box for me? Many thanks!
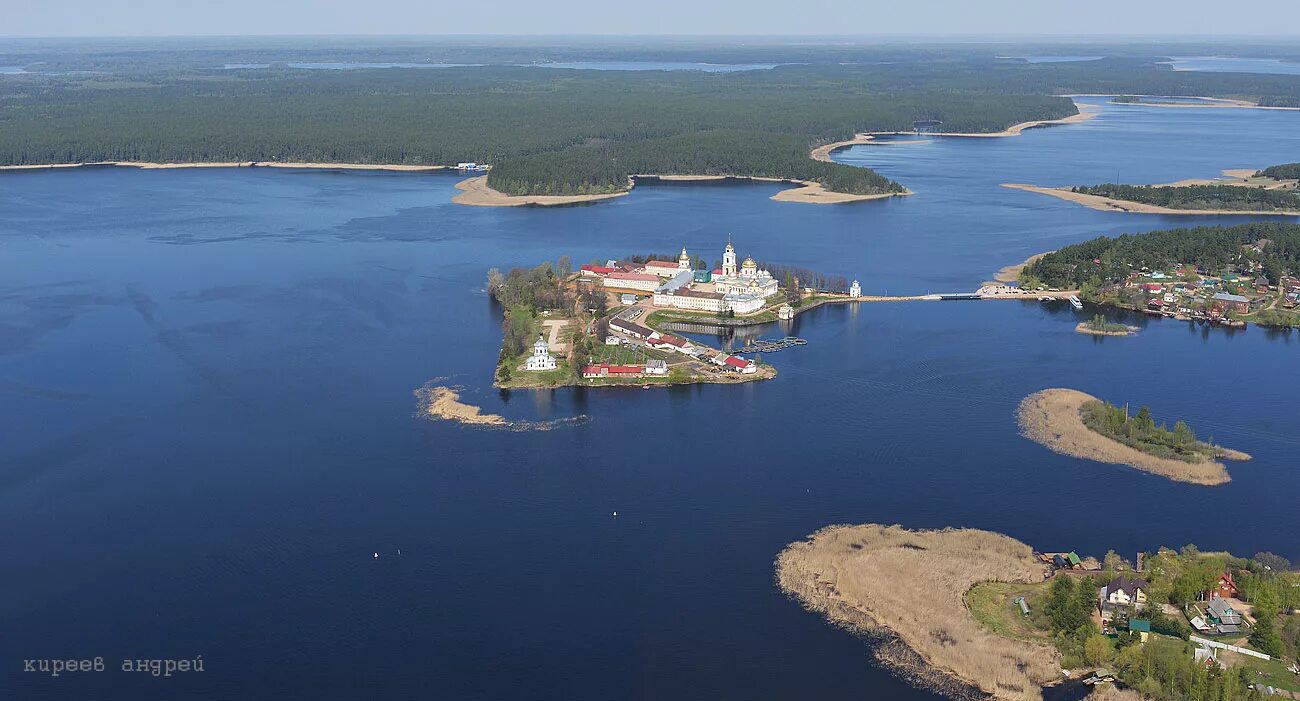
[1001,182,1300,216]
[776,524,1059,701]
[1016,388,1248,486]
[0,160,449,172]
[1067,93,1300,112]
[988,252,1052,285]
[454,173,912,207]
[452,175,631,207]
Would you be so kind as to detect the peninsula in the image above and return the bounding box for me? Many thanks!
[1017,222,1300,329]
[779,525,1299,701]
[1017,389,1249,486]
[1004,165,1300,216]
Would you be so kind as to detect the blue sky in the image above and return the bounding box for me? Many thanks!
[8,0,1300,38]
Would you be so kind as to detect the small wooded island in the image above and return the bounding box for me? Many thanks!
[1018,389,1249,485]
[1004,163,1300,215]
[1077,314,1139,336]
[487,241,857,389]
[1017,222,1300,329]
[778,524,1300,701]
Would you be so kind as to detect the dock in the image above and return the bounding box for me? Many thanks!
[734,336,808,354]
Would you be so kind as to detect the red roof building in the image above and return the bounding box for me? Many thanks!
[580,264,618,276]
[1208,572,1240,600]
[722,356,756,373]
[649,334,687,348]
[582,364,644,378]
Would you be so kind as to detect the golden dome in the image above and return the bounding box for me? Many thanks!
[742,256,756,268]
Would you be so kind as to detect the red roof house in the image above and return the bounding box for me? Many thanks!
[1208,572,1240,600]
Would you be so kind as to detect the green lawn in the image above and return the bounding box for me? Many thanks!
[590,343,671,365]
[1234,654,1300,693]
[966,581,1053,643]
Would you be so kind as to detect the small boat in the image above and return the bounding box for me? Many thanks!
[1038,296,1053,302]
[641,384,650,389]
[1068,296,1083,310]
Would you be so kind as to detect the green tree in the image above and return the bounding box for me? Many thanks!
[1249,610,1284,658]
[1084,634,1114,667]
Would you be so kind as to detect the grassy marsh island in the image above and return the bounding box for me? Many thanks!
[1077,314,1139,336]
[1004,164,1300,216]
[780,525,1300,701]
[1017,389,1249,486]
[1019,222,1300,329]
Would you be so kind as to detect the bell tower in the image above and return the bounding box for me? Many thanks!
[722,236,737,277]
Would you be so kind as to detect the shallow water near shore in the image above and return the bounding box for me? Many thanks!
[2,98,1300,699]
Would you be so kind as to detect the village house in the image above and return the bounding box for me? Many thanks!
[1205,595,1246,635]
[1128,618,1151,643]
[1099,575,1149,611]
[1207,571,1240,600]
[644,359,668,376]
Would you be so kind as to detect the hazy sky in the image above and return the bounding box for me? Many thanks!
[8,0,1300,38]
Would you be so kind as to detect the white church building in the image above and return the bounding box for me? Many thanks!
[525,334,557,371]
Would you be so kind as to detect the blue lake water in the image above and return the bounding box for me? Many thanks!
[529,61,782,72]
[1164,56,1300,75]
[1001,56,1105,63]
[222,62,480,70]
[2,98,1300,699]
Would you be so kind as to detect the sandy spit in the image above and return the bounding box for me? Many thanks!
[989,252,1052,285]
[776,524,1059,701]
[770,182,912,204]
[416,384,591,430]
[856,106,1098,142]
[452,175,631,207]
[1016,388,1248,486]
[0,161,448,172]
[1000,182,1300,216]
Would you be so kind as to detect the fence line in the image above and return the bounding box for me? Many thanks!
[1189,635,1271,660]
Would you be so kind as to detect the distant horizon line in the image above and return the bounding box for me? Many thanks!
[3,32,1300,42]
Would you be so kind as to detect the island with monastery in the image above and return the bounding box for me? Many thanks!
[486,237,863,388]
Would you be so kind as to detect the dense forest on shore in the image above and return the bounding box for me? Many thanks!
[1070,183,1300,211]
[1024,222,1300,289]
[1259,163,1300,180]
[0,65,1075,196]
[5,39,1300,194]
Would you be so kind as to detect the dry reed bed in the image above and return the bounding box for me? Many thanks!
[776,524,1060,701]
[1017,388,1245,486]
